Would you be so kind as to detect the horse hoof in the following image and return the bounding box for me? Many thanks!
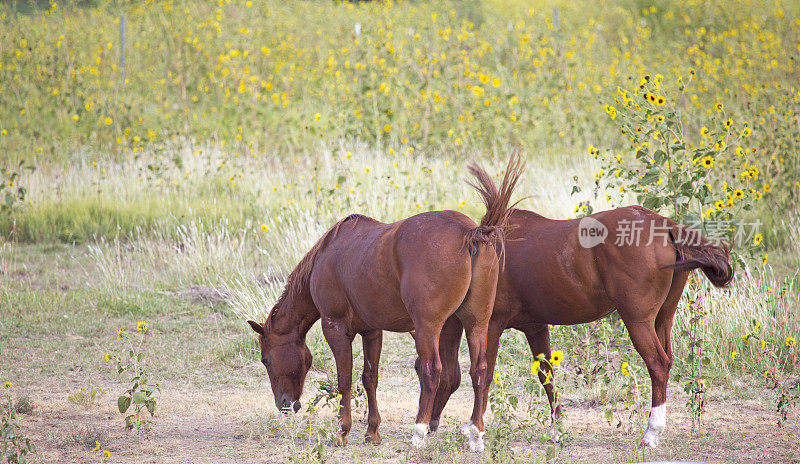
[461,423,485,452]
[364,433,382,445]
[641,430,659,448]
[428,419,439,433]
[641,404,665,448]
[411,423,427,448]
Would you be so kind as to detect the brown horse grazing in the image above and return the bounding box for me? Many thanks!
[247,158,523,450]
[428,161,734,448]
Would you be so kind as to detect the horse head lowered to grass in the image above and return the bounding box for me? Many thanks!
[248,155,525,450]
[429,160,734,448]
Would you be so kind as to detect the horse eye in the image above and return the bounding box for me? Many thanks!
[261,357,271,367]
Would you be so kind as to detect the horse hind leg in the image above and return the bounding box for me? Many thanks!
[605,255,675,449]
[409,320,444,448]
[428,316,463,433]
[455,243,499,452]
[458,320,489,452]
[619,314,671,448]
[639,271,688,447]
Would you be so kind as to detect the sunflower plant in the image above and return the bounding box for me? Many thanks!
[737,320,799,427]
[675,287,709,433]
[106,322,160,441]
[0,160,33,215]
[600,352,649,435]
[1,381,37,463]
[554,317,648,434]
[485,350,569,461]
[577,72,764,263]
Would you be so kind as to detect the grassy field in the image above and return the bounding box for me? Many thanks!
[1,151,799,463]
[1,0,800,463]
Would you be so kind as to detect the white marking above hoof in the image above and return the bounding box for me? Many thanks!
[411,423,428,448]
[461,422,485,452]
[641,404,666,448]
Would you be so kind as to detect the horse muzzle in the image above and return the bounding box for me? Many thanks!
[278,395,301,414]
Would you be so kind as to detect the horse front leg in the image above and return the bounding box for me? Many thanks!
[321,319,355,446]
[361,329,383,444]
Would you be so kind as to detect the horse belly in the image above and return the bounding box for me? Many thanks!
[519,287,615,326]
[351,293,415,332]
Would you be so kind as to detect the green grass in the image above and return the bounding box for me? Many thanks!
[1,195,261,243]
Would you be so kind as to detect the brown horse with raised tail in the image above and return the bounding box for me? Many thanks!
[247,155,524,450]
[429,160,734,448]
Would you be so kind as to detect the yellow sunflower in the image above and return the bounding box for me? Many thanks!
[549,350,564,367]
[531,360,541,375]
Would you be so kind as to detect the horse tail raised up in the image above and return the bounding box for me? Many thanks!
[664,223,735,287]
[464,151,525,256]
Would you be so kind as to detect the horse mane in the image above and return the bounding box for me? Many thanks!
[267,213,368,321]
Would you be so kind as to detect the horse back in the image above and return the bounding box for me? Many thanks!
[502,207,679,326]
[309,210,482,332]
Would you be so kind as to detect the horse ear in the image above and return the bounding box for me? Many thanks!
[247,320,264,334]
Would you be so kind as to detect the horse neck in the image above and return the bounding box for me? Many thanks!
[269,287,319,338]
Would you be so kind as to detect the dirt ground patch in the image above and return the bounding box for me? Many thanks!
[12,374,800,463]
[173,286,231,308]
